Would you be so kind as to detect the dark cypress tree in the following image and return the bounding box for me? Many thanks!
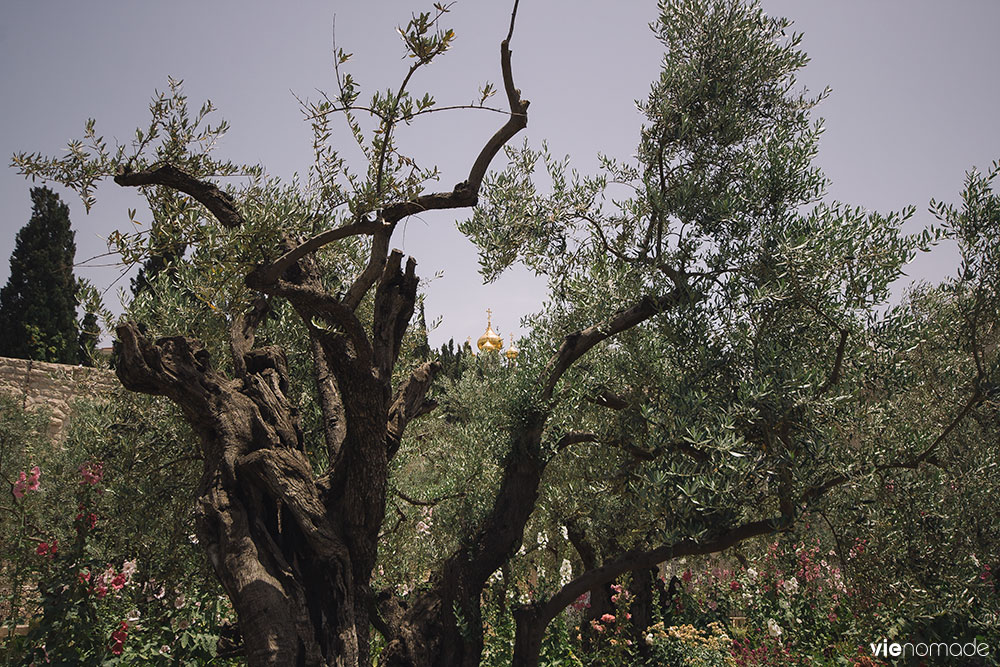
[0,187,78,363]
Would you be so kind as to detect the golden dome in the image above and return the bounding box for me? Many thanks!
[477,309,503,353]
[505,344,519,361]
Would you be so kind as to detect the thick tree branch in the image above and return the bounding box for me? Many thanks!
[512,515,789,666]
[311,336,348,462]
[237,447,352,563]
[247,219,383,288]
[554,431,599,453]
[344,229,392,311]
[230,296,271,378]
[261,279,373,368]
[541,289,689,403]
[372,251,420,379]
[114,164,245,228]
[386,360,442,459]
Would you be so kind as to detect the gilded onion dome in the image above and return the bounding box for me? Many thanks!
[477,309,504,353]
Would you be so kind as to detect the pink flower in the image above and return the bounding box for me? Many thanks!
[79,461,104,486]
[78,569,91,585]
[730,580,741,591]
[681,569,692,583]
[12,466,41,499]
[600,613,615,623]
[111,572,127,591]
[571,592,591,611]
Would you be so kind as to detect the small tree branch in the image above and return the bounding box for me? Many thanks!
[114,164,245,228]
[394,488,466,507]
[554,431,599,453]
[815,328,849,396]
[802,386,983,506]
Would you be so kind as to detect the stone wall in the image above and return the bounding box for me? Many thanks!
[0,356,118,441]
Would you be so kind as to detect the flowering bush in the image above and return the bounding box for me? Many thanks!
[644,621,735,667]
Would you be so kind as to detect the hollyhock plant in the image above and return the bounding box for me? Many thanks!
[109,621,128,655]
[79,460,104,485]
[12,465,41,499]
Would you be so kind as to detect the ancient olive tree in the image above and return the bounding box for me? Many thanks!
[13,1,997,666]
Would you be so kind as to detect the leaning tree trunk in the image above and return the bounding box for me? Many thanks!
[377,414,547,667]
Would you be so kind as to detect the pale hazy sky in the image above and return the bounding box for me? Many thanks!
[2,2,998,348]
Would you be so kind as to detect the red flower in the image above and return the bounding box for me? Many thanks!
[36,542,49,556]
[88,513,98,529]
[109,621,128,655]
[78,569,91,585]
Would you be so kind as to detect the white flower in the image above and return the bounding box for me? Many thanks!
[560,525,569,541]
[188,534,199,545]
[767,618,783,637]
[782,577,799,594]
[645,633,655,645]
[559,559,573,587]
[127,609,141,622]
[121,559,138,580]
[174,593,186,609]
[746,567,758,581]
